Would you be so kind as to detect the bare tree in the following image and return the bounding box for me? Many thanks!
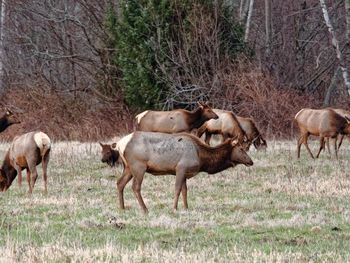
[324,67,341,106]
[0,0,6,90]
[344,0,350,79]
[320,0,350,96]
[265,0,271,55]
[239,0,250,23]
[345,0,350,41]
[1,0,119,104]
[244,0,254,42]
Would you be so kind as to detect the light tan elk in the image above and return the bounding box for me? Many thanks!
[197,109,266,151]
[115,131,253,213]
[295,108,350,159]
[325,109,350,153]
[0,131,51,193]
[135,102,218,133]
[197,109,247,147]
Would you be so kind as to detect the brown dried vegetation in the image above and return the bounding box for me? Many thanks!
[0,87,134,141]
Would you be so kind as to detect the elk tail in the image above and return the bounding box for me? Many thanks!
[34,132,51,162]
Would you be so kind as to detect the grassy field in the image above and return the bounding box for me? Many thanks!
[1,138,350,262]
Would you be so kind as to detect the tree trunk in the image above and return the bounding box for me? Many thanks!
[323,67,340,107]
[244,0,254,42]
[239,0,250,24]
[345,0,350,42]
[265,0,271,55]
[344,0,350,79]
[320,0,350,96]
[0,0,6,90]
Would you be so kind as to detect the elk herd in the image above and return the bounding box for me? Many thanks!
[0,104,349,213]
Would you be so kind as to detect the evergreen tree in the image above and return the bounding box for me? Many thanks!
[105,0,247,110]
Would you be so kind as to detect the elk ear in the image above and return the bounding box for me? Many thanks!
[111,143,117,149]
[4,107,12,115]
[231,139,239,146]
[205,101,209,106]
[345,116,350,123]
[197,101,203,107]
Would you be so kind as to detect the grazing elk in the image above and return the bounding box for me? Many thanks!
[0,131,51,193]
[135,102,218,133]
[197,109,247,147]
[115,131,253,213]
[295,108,350,159]
[236,116,267,151]
[197,109,266,151]
[0,108,20,133]
[325,109,350,153]
[99,142,119,167]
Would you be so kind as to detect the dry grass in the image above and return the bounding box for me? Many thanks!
[1,138,350,262]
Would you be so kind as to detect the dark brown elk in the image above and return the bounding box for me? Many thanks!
[99,142,119,167]
[0,108,20,133]
[0,131,51,193]
[135,102,218,133]
[325,109,350,153]
[295,108,350,159]
[236,116,267,151]
[115,131,253,213]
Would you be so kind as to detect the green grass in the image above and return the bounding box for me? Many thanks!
[1,139,350,262]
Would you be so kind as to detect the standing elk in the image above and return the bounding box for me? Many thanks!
[0,131,51,193]
[99,142,119,167]
[295,108,350,159]
[0,108,20,133]
[135,102,218,133]
[115,131,253,213]
[325,109,350,153]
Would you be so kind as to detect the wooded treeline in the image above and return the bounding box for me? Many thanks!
[0,0,348,140]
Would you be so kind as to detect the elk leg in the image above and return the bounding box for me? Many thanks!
[174,169,186,211]
[130,165,147,213]
[117,166,133,210]
[325,138,331,154]
[12,162,22,191]
[297,136,303,158]
[28,165,38,193]
[181,179,188,210]
[338,134,344,150]
[316,136,325,158]
[131,176,147,213]
[196,126,205,138]
[303,134,314,159]
[18,170,22,191]
[297,135,311,158]
[42,152,50,194]
[204,131,211,145]
[26,170,32,194]
[334,136,338,160]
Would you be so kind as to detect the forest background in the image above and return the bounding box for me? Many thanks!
[0,0,349,141]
